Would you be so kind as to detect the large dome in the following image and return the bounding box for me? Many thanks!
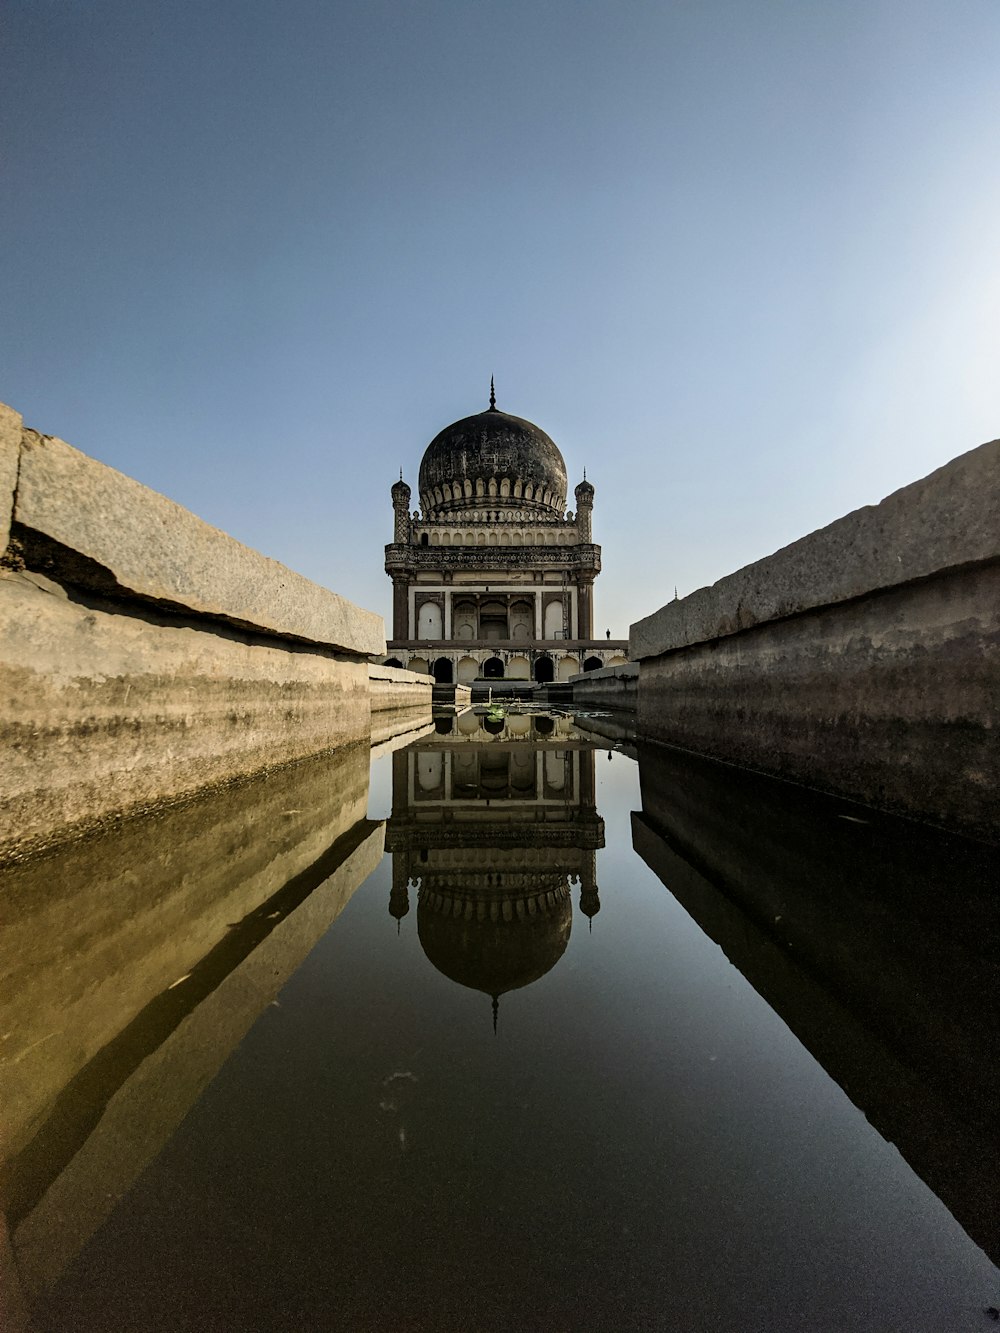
[417,884,572,999]
[418,405,568,517]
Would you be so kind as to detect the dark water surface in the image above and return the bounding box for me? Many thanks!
[4,713,999,1332]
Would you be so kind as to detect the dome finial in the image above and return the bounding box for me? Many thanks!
[489,375,496,411]
[492,993,499,1034]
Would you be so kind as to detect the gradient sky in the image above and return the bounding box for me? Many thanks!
[4,0,999,635]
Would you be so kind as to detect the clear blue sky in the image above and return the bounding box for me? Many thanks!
[4,0,999,635]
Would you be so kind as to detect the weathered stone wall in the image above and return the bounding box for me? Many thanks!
[368,662,434,712]
[570,662,638,709]
[0,403,390,862]
[630,440,1000,840]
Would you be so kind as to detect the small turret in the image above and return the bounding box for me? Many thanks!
[391,473,412,543]
[575,473,594,542]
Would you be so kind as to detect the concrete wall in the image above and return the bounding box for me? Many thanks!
[570,662,638,710]
[369,662,435,712]
[630,439,1000,840]
[0,403,393,862]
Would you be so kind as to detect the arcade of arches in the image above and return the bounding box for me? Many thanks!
[384,388,628,681]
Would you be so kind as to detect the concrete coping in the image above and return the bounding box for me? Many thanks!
[368,663,435,686]
[630,437,1000,660]
[569,663,638,684]
[2,406,385,657]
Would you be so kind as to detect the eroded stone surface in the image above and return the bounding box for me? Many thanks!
[631,438,1000,660]
[12,427,384,656]
[636,562,1000,840]
[0,570,372,861]
[0,403,22,552]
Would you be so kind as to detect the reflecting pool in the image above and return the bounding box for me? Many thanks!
[2,711,998,1331]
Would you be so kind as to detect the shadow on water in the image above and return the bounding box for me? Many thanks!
[631,738,1000,1268]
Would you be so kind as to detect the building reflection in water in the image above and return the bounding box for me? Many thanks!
[385,712,604,1027]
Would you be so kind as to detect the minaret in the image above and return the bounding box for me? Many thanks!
[579,850,601,931]
[574,473,594,543]
[390,474,412,639]
[391,473,412,544]
[574,474,596,638]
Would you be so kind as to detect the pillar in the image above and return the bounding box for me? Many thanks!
[392,577,409,640]
[577,578,593,640]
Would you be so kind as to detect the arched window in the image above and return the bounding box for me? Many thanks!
[433,657,454,683]
[583,656,603,672]
[483,656,505,679]
[534,654,555,683]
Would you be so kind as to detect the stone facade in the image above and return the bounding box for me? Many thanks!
[384,389,627,681]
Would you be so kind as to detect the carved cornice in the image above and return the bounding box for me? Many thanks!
[384,544,601,574]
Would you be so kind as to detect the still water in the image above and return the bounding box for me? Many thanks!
[3,711,998,1332]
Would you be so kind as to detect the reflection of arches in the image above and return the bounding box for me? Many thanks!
[384,657,403,668]
[433,657,453,684]
[534,716,554,736]
[557,656,578,681]
[544,601,564,639]
[408,656,430,675]
[507,655,530,680]
[458,710,480,736]
[418,601,442,639]
[544,750,566,791]
[483,657,505,679]
[434,716,454,735]
[534,654,555,683]
[457,655,479,683]
[483,717,505,735]
[583,656,603,672]
[506,714,531,737]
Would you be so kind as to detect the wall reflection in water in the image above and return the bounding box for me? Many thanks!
[630,737,1000,1269]
[0,742,382,1312]
[385,713,604,1028]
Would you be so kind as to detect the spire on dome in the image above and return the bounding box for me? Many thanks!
[489,375,496,411]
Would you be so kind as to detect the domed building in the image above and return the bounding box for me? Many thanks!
[384,383,628,684]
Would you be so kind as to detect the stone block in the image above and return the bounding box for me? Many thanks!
[0,570,372,861]
[368,662,435,713]
[12,425,384,657]
[0,403,22,552]
[631,438,1000,660]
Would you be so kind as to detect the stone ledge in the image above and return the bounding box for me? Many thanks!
[5,410,384,657]
[630,438,1000,660]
